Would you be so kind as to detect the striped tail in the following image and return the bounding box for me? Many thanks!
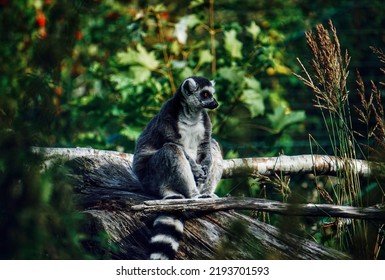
[149,215,184,260]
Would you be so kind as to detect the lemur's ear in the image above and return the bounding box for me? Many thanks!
[210,80,216,87]
[181,78,198,96]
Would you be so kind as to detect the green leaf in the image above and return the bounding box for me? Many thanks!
[218,67,245,83]
[239,76,266,117]
[224,29,243,59]
[116,44,159,70]
[170,40,181,55]
[110,106,125,117]
[267,105,285,128]
[129,66,151,85]
[268,105,305,133]
[179,67,194,79]
[120,125,141,141]
[116,48,137,65]
[188,0,204,8]
[171,60,187,69]
[136,44,159,70]
[242,89,265,117]
[151,4,167,12]
[246,21,261,41]
[109,74,131,90]
[244,76,261,91]
[111,66,151,86]
[198,49,213,65]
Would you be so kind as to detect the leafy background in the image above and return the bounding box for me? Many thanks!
[0,0,384,259]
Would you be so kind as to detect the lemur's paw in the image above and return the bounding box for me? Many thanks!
[195,193,218,199]
[163,194,185,200]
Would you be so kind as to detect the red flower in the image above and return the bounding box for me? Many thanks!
[55,87,63,96]
[158,11,169,20]
[36,11,46,28]
[75,31,83,41]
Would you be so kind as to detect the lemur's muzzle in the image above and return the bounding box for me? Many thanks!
[204,99,218,109]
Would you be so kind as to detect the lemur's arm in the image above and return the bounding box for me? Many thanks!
[182,151,207,186]
[196,112,213,175]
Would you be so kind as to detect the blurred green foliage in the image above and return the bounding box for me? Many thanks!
[0,0,384,259]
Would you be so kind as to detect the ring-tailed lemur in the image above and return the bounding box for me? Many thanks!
[133,76,223,260]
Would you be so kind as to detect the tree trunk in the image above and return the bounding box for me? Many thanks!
[80,190,350,260]
[37,147,352,259]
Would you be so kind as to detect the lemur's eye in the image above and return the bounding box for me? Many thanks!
[201,91,209,98]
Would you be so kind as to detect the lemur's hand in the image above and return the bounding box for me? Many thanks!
[192,164,207,185]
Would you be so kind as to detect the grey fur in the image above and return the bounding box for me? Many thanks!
[132,76,223,259]
[133,76,223,200]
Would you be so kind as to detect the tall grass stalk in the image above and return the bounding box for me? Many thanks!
[294,20,369,257]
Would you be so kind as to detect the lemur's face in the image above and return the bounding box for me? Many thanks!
[181,77,218,110]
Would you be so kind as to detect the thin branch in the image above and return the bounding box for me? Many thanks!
[209,0,216,74]
[131,197,385,221]
[221,154,385,179]
[153,10,176,93]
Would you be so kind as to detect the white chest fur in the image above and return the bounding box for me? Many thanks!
[178,116,205,161]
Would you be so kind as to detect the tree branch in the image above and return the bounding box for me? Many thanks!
[32,147,134,163]
[33,147,385,179]
[131,197,385,221]
[221,154,385,179]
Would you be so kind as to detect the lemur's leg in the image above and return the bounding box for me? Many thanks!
[143,143,199,199]
[198,139,223,197]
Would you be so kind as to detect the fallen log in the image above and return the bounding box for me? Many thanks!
[35,147,354,259]
[79,190,351,260]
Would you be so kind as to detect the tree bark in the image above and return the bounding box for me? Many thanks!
[35,147,358,259]
[79,190,351,260]
[132,197,385,221]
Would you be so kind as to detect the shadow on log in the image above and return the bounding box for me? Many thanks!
[39,147,350,259]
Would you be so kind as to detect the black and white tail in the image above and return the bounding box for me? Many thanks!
[149,215,184,260]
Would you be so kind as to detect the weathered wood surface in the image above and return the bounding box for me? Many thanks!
[37,147,354,259]
[132,197,385,221]
[79,190,350,260]
[222,154,385,179]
